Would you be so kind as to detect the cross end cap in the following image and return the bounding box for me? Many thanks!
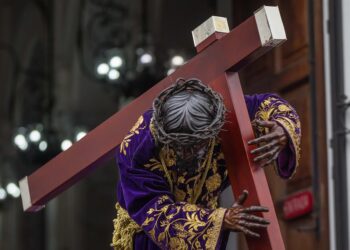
[192,16,229,47]
[254,6,287,47]
[19,176,45,212]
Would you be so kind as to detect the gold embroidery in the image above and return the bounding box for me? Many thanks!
[144,158,163,172]
[205,208,226,249]
[191,138,216,204]
[159,150,174,192]
[206,195,219,209]
[217,152,224,160]
[278,104,291,112]
[158,138,216,204]
[120,115,146,155]
[205,173,222,193]
[165,148,176,166]
[142,196,226,250]
[175,188,187,202]
[111,203,142,250]
[169,237,187,249]
[275,117,301,178]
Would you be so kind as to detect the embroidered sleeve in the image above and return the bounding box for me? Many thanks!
[252,95,301,179]
[141,195,226,250]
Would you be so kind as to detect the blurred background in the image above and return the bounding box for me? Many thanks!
[0,0,348,249]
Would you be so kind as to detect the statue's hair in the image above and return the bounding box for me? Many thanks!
[152,78,226,146]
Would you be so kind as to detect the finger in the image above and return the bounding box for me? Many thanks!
[236,225,260,238]
[238,220,269,229]
[261,151,280,167]
[241,206,269,213]
[256,120,276,128]
[248,132,279,145]
[251,120,258,127]
[253,147,280,162]
[279,135,288,146]
[224,220,239,231]
[251,139,279,154]
[238,214,270,224]
[234,190,249,206]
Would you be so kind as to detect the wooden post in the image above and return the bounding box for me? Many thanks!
[211,72,285,250]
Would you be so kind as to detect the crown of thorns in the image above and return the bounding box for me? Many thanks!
[152,78,226,146]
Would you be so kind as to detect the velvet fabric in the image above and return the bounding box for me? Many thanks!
[111,94,301,250]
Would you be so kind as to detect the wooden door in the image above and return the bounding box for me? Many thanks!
[233,0,329,249]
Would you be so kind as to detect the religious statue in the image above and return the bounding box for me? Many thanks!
[111,78,301,249]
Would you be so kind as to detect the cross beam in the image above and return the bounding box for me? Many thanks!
[20,5,286,249]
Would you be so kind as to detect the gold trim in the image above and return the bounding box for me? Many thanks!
[191,138,216,204]
[111,203,142,250]
[205,208,227,250]
[275,117,301,179]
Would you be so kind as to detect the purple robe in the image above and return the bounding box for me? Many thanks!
[111,94,301,250]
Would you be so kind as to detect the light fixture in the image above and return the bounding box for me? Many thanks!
[140,53,153,64]
[29,129,41,142]
[109,56,123,68]
[0,187,7,200]
[171,55,184,66]
[14,134,28,151]
[97,63,110,75]
[61,139,73,151]
[108,69,120,80]
[6,183,20,198]
[76,131,87,141]
[39,141,48,152]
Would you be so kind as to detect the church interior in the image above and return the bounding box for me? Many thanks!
[0,0,348,249]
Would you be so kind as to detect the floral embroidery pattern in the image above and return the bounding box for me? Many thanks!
[254,96,301,178]
[141,195,226,250]
[120,115,146,155]
[205,173,222,193]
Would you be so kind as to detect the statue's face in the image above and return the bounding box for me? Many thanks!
[171,139,209,163]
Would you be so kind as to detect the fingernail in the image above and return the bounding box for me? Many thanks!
[250,150,256,154]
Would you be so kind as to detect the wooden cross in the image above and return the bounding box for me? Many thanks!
[19,6,286,249]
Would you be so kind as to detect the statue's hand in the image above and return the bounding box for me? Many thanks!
[248,119,288,168]
[223,190,270,238]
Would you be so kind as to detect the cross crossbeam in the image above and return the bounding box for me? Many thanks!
[20,6,286,250]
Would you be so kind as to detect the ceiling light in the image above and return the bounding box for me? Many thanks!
[6,183,20,198]
[140,53,153,64]
[39,141,48,152]
[14,134,28,151]
[97,63,109,75]
[0,188,7,200]
[29,130,41,142]
[61,139,72,151]
[108,69,120,80]
[76,131,87,141]
[109,56,123,68]
[171,55,184,66]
